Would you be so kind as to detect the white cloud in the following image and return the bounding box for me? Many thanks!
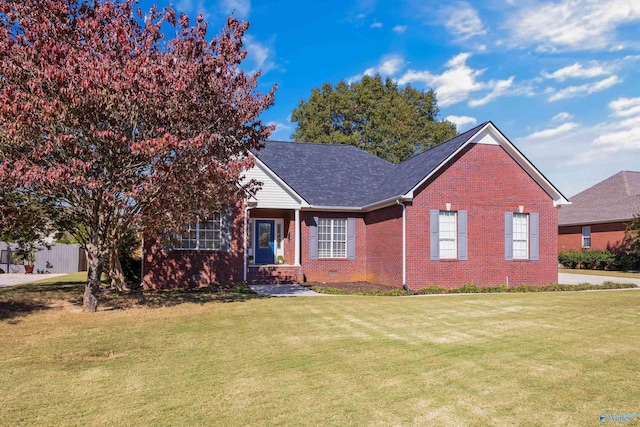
[525,122,579,140]
[445,115,477,130]
[553,112,574,121]
[267,121,294,141]
[244,35,275,75]
[468,77,514,107]
[508,0,640,51]
[608,97,640,117]
[547,75,621,102]
[220,0,250,19]
[441,2,486,41]
[393,25,407,33]
[542,62,610,81]
[348,54,405,83]
[370,21,383,28]
[397,53,513,107]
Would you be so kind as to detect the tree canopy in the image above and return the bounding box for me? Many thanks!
[0,0,276,311]
[290,75,457,163]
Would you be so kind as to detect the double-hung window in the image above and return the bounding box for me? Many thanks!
[438,211,457,259]
[512,213,529,259]
[430,209,467,261]
[318,218,346,258]
[582,226,591,248]
[175,213,222,250]
[505,212,538,261]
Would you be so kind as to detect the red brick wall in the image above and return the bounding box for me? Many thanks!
[405,143,559,289]
[365,204,403,286]
[142,201,245,289]
[300,212,368,283]
[558,222,628,252]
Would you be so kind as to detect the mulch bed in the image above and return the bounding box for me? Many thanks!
[304,281,401,292]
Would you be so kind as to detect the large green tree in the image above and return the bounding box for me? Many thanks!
[291,75,457,163]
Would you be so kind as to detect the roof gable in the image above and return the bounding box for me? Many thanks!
[252,121,569,210]
[558,171,640,225]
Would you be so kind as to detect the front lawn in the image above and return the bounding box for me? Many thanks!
[1,283,639,425]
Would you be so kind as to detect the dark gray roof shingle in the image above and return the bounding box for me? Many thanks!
[254,122,489,207]
[558,171,640,225]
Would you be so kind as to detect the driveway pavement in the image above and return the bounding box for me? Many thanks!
[0,273,67,288]
[557,272,640,286]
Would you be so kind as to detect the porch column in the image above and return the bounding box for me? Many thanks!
[294,208,301,266]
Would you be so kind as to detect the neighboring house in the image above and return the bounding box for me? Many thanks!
[0,243,87,274]
[558,171,640,252]
[143,121,569,290]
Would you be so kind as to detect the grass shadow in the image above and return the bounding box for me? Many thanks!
[0,274,260,321]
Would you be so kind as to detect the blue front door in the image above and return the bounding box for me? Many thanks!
[255,220,275,264]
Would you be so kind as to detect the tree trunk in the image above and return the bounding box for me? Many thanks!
[108,247,127,292]
[83,245,104,313]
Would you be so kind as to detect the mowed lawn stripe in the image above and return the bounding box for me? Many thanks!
[0,291,638,426]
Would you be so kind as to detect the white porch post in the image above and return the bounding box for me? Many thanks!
[294,208,301,266]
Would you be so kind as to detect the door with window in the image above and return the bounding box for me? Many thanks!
[255,220,275,264]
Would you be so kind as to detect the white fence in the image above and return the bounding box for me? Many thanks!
[0,243,87,274]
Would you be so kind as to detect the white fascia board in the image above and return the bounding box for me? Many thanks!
[304,196,412,213]
[251,155,310,208]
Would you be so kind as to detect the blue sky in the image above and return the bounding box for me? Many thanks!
[139,0,640,197]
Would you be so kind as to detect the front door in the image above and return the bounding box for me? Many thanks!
[255,220,275,264]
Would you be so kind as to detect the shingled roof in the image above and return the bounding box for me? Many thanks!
[254,121,567,209]
[558,171,640,226]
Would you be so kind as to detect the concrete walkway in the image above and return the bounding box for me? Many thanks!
[0,273,67,288]
[557,272,640,286]
[249,284,323,297]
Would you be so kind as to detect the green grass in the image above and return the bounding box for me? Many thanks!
[560,268,640,279]
[1,281,639,426]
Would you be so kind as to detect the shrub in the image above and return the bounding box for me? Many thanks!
[559,249,616,270]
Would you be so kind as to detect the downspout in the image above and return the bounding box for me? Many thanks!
[396,200,415,294]
[243,203,256,282]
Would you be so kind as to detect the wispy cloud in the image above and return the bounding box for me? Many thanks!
[244,35,276,75]
[547,75,621,102]
[507,0,640,51]
[525,122,579,140]
[393,25,407,33]
[220,0,251,19]
[445,115,477,130]
[267,121,294,141]
[553,112,574,121]
[542,62,611,81]
[608,97,640,117]
[441,1,486,41]
[397,53,513,107]
[348,54,405,83]
[468,77,514,107]
[370,21,383,28]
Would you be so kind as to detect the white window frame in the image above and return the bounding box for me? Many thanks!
[318,218,347,259]
[512,213,529,260]
[438,211,457,259]
[175,213,222,250]
[582,226,591,248]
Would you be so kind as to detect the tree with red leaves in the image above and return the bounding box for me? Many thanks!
[0,0,276,311]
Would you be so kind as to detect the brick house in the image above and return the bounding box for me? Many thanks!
[558,171,640,252]
[143,121,569,290]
